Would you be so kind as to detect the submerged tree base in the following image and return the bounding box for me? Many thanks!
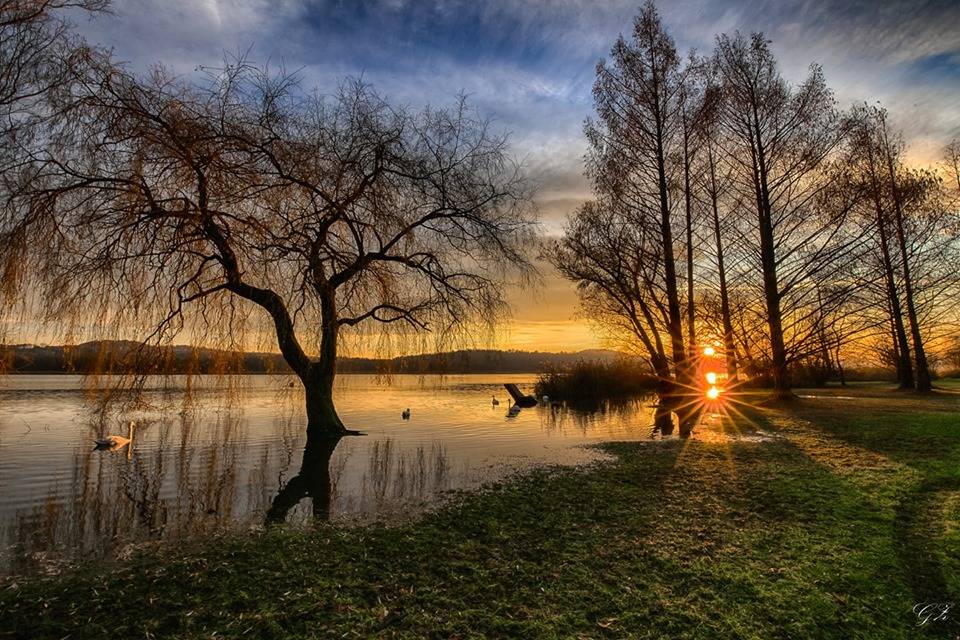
[304,390,365,438]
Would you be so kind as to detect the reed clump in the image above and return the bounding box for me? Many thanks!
[534,359,658,406]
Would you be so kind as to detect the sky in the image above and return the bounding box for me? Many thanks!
[67,0,960,353]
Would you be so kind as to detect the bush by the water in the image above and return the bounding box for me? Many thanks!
[534,359,658,405]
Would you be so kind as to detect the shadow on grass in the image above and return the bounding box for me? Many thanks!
[755,398,960,636]
[893,476,960,634]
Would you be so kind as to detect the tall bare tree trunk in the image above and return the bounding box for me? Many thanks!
[223,275,347,436]
[880,118,932,391]
[707,144,737,378]
[655,121,686,387]
[750,112,790,398]
[866,143,913,388]
[684,121,696,370]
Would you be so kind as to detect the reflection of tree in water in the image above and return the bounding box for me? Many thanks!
[361,439,449,509]
[265,437,452,525]
[3,405,461,573]
[266,435,341,523]
[537,398,649,437]
[651,396,703,438]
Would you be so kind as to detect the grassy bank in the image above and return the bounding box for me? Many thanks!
[2,387,959,639]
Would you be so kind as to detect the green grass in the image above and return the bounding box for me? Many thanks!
[935,377,960,392]
[1,388,959,639]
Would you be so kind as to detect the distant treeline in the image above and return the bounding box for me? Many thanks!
[0,341,626,375]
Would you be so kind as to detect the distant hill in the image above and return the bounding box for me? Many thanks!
[0,341,631,375]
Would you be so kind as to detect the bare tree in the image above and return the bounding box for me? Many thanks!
[713,33,858,397]
[4,61,536,436]
[945,139,960,196]
[0,1,106,123]
[547,202,673,383]
[679,56,706,366]
[849,105,914,388]
[873,108,932,390]
[582,0,692,386]
[693,71,740,377]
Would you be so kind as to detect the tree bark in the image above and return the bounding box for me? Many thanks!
[208,215,349,434]
[750,110,791,398]
[654,113,687,385]
[683,119,696,370]
[651,354,677,395]
[866,141,914,389]
[653,403,675,436]
[305,288,347,437]
[707,144,738,379]
[882,124,932,392]
[223,277,347,436]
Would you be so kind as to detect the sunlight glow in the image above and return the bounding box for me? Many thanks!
[706,372,718,385]
[706,386,720,400]
[703,346,716,357]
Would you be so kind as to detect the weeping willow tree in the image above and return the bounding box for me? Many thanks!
[1,57,536,437]
[0,0,106,344]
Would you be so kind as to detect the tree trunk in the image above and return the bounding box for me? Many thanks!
[305,289,348,437]
[652,354,677,395]
[882,125,932,391]
[653,404,675,436]
[677,402,701,438]
[222,277,351,433]
[750,112,790,398]
[655,117,686,385]
[683,119,696,370]
[867,151,914,389]
[708,144,738,379]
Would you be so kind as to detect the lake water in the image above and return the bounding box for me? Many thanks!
[0,373,681,577]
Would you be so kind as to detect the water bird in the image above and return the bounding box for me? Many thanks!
[541,395,549,404]
[401,408,411,419]
[491,396,500,406]
[94,421,135,449]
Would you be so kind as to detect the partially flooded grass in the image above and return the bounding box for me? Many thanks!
[1,386,959,639]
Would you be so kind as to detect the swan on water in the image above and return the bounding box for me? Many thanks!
[491,396,500,406]
[401,408,411,419]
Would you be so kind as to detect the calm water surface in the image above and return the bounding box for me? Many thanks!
[0,374,671,576]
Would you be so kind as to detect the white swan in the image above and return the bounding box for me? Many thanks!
[95,421,135,449]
